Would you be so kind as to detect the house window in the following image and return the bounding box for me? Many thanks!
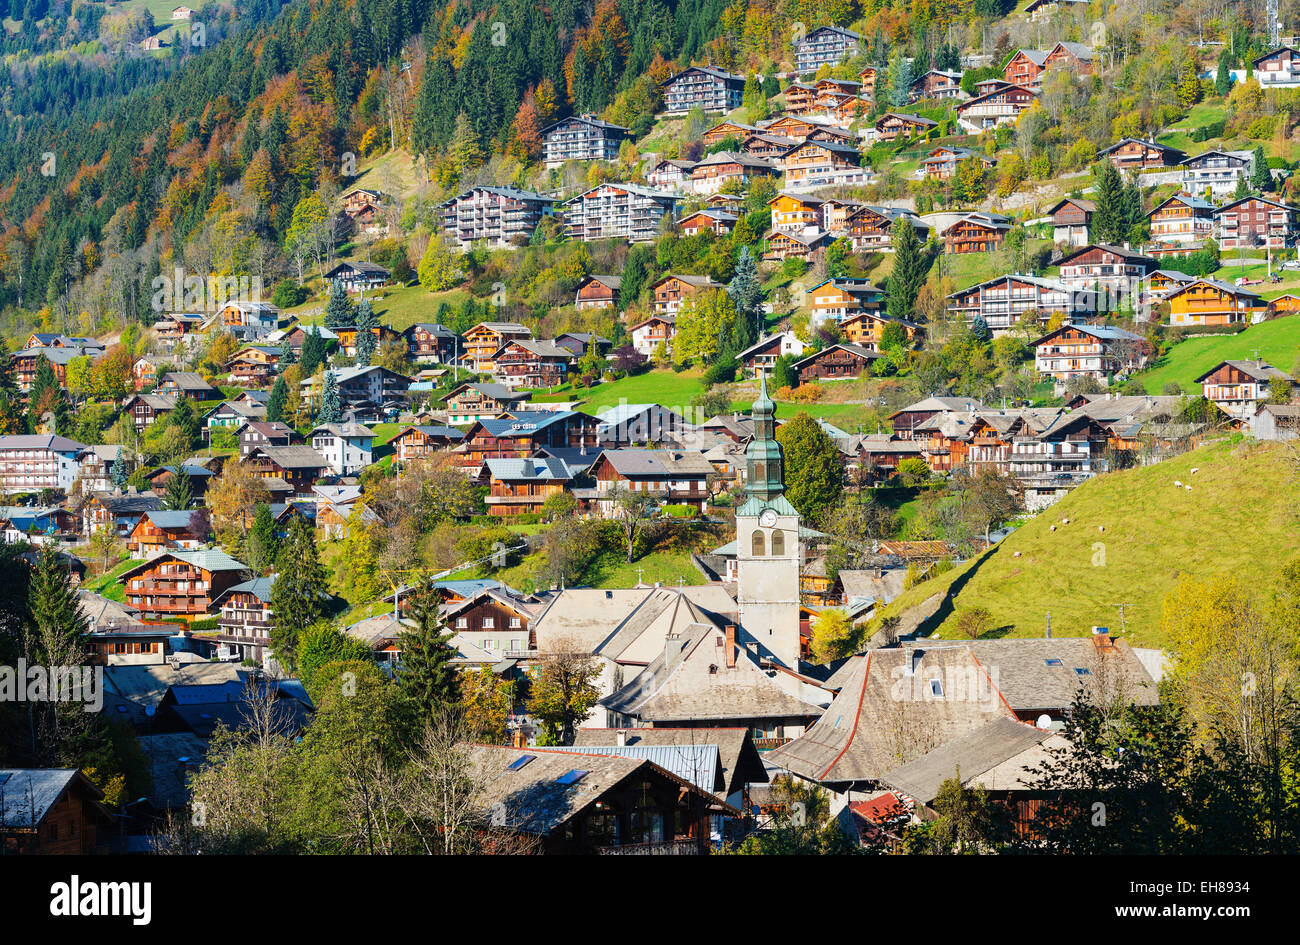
[750,531,765,556]
[771,529,785,556]
[482,617,495,628]
[929,678,944,697]
[509,617,521,628]
[483,640,495,650]
[456,617,467,628]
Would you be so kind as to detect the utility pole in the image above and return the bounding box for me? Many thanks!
[1109,602,1130,635]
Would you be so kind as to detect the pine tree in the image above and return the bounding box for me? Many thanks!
[1092,161,1126,243]
[323,280,354,329]
[109,453,128,490]
[972,313,992,342]
[317,370,342,424]
[279,337,296,366]
[301,325,326,375]
[1175,59,1203,108]
[28,543,88,661]
[162,470,193,510]
[247,502,280,573]
[266,376,288,423]
[1251,146,1272,193]
[727,246,763,343]
[353,296,377,365]
[1121,176,1147,242]
[169,398,200,454]
[396,577,461,717]
[1216,52,1232,97]
[886,219,929,320]
[269,516,328,665]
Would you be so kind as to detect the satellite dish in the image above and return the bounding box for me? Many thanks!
[1036,714,1052,730]
[144,706,156,718]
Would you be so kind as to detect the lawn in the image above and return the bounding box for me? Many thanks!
[489,548,706,591]
[531,369,708,415]
[83,556,145,602]
[1134,315,1300,392]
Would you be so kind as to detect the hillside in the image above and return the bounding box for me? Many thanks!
[1136,316,1300,392]
[875,436,1298,647]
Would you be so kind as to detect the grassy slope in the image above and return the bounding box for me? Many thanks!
[1136,316,1300,392]
[873,437,1296,647]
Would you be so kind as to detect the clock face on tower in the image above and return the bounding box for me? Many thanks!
[759,509,777,528]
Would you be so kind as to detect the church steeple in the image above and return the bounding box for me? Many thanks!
[745,375,784,500]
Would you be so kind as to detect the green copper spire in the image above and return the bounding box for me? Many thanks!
[745,375,784,500]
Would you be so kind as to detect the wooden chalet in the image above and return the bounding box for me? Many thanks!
[701,119,761,146]
[574,274,622,310]
[651,274,721,315]
[840,310,920,350]
[151,312,204,342]
[1148,192,1216,250]
[1166,279,1265,327]
[1197,359,1294,418]
[390,425,466,463]
[126,510,204,556]
[922,146,991,182]
[1213,195,1300,250]
[678,208,738,236]
[942,213,1011,254]
[156,371,218,401]
[793,343,882,383]
[212,576,276,665]
[762,229,830,263]
[845,206,928,252]
[325,261,390,293]
[120,549,248,621]
[244,445,331,494]
[1097,137,1185,170]
[122,393,177,431]
[491,339,575,389]
[480,456,576,516]
[469,745,732,854]
[445,382,532,424]
[237,420,298,458]
[403,323,459,362]
[1045,197,1094,247]
[591,449,716,511]
[874,112,939,141]
[464,322,532,370]
[806,279,887,326]
[455,411,600,468]
[768,192,825,233]
[954,83,1037,133]
[0,769,113,854]
[629,314,677,357]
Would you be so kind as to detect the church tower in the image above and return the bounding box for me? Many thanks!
[735,376,802,668]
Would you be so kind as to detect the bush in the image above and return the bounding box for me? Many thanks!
[954,606,993,640]
[271,279,309,309]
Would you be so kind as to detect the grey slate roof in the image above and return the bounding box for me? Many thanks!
[879,717,1064,804]
[552,743,724,794]
[468,744,735,836]
[0,769,100,828]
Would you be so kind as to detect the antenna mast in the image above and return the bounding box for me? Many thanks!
[1269,0,1280,47]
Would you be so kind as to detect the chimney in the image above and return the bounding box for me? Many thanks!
[616,729,628,747]
[1091,626,1111,649]
[725,624,736,668]
[663,633,683,670]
